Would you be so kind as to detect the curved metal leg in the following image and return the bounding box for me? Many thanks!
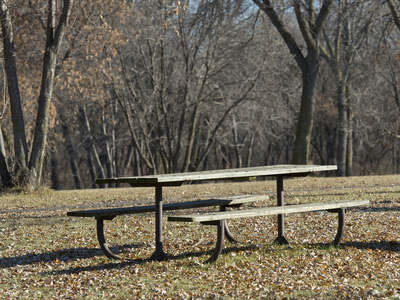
[220,205,238,243]
[96,217,121,259]
[273,235,290,245]
[205,220,226,263]
[332,208,345,246]
[224,222,238,243]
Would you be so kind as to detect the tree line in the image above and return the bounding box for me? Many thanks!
[1,0,400,190]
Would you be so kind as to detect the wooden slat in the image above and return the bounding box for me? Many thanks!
[96,165,337,185]
[168,200,370,223]
[67,195,268,218]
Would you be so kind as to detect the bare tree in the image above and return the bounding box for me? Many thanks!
[253,0,333,164]
[110,0,268,175]
[0,0,74,189]
[320,0,374,176]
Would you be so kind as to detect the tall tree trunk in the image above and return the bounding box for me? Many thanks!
[0,1,29,174]
[0,149,11,187]
[28,0,74,188]
[254,0,333,165]
[0,0,73,189]
[61,122,83,189]
[87,150,97,189]
[28,47,57,187]
[181,104,199,173]
[190,117,203,172]
[80,104,106,181]
[102,109,115,179]
[346,80,353,176]
[246,133,255,167]
[0,123,11,187]
[336,79,347,176]
[292,59,319,164]
[232,116,244,168]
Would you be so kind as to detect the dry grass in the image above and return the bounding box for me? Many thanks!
[1,174,400,299]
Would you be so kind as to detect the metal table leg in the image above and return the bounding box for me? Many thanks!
[332,208,345,246]
[96,216,121,259]
[205,220,226,263]
[274,175,289,245]
[149,185,168,261]
[219,205,238,243]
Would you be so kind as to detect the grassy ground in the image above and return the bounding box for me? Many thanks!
[1,175,400,299]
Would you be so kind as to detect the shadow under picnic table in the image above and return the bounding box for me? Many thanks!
[0,243,147,269]
[169,244,259,261]
[339,240,400,252]
[40,244,260,276]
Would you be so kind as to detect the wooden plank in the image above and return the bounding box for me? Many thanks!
[168,200,370,222]
[68,205,156,217]
[67,195,268,218]
[96,165,337,185]
[218,195,268,205]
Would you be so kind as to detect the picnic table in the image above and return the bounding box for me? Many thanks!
[93,164,338,261]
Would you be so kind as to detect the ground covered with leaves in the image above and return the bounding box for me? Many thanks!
[1,175,400,299]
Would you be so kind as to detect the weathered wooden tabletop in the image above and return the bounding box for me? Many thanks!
[96,165,337,186]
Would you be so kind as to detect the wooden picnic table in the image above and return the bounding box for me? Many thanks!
[96,164,337,261]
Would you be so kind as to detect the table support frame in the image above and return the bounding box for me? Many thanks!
[274,175,289,245]
[150,185,168,261]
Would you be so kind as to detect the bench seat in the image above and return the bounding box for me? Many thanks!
[67,194,268,259]
[66,194,267,218]
[168,199,370,262]
[168,200,369,222]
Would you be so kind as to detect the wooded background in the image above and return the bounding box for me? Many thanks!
[1,0,400,190]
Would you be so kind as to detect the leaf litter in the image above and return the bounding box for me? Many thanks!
[0,175,400,299]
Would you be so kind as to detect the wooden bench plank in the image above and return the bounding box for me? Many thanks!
[169,199,369,263]
[67,195,268,218]
[168,200,370,223]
